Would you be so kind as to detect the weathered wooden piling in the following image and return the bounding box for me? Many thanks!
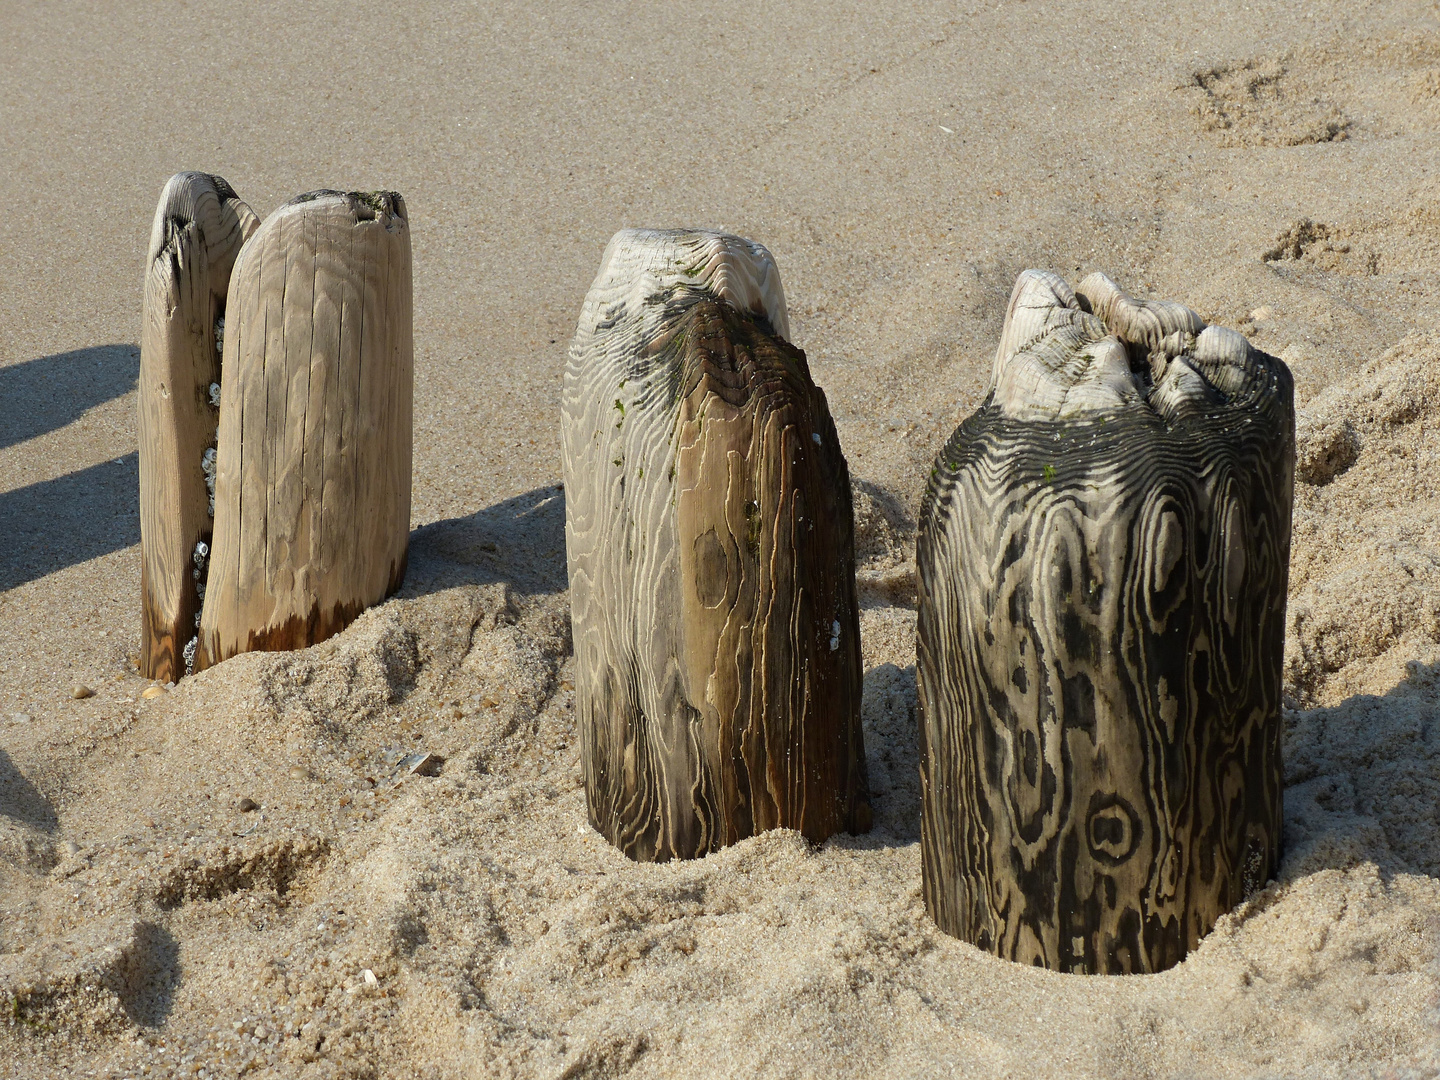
[138,172,259,682]
[916,269,1294,973]
[562,229,871,861]
[193,190,413,671]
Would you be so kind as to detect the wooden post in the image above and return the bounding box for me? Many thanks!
[193,190,413,671]
[916,270,1294,973]
[139,172,259,682]
[562,229,871,861]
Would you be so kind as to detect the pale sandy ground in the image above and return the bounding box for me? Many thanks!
[2,0,1439,1076]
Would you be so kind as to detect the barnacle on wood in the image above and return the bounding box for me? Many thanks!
[201,447,218,517]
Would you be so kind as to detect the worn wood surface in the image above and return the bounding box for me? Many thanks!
[138,172,258,682]
[917,270,1294,973]
[562,229,870,861]
[194,190,413,671]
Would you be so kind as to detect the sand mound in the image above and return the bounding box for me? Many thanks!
[1288,331,1440,708]
[4,503,1438,1077]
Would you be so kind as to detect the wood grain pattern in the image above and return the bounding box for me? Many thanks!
[917,270,1294,973]
[138,172,259,682]
[193,190,413,671]
[562,229,870,861]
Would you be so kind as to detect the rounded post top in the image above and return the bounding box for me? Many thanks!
[577,228,791,345]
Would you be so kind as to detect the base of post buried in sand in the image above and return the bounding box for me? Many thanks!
[917,269,1294,974]
[138,172,259,683]
[193,189,414,673]
[562,229,871,863]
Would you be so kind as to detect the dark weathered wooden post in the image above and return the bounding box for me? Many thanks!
[193,190,413,671]
[139,172,259,681]
[917,269,1294,973]
[562,229,871,861]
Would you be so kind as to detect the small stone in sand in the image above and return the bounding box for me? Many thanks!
[141,685,166,700]
[289,765,309,780]
[71,685,94,699]
[238,798,259,812]
[363,969,378,984]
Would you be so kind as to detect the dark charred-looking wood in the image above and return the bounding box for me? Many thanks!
[916,269,1294,974]
[193,190,413,671]
[563,229,871,862]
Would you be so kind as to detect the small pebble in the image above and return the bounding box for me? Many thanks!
[1249,304,1275,322]
[63,840,81,855]
[72,685,94,700]
[362,969,378,985]
[141,685,166,700]
[289,765,309,780]
[238,798,259,812]
[253,1024,268,1040]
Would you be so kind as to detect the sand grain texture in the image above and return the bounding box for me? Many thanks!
[2,0,1439,1076]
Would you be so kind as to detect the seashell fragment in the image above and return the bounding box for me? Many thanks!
[918,269,1295,974]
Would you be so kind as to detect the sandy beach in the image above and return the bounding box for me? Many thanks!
[2,0,1439,1075]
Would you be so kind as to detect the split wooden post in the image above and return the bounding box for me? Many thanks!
[916,270,1294,974]
[139,172,259,682]
[193,190,413,671]
[562,229,871,861]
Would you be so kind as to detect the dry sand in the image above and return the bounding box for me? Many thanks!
[2,0,1440,1076]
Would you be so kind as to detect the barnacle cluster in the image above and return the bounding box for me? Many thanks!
[201,447,218,516]
[208,381,222,408]
[183,538,211,677]
[191,539,210,601]
[214,316,225,356]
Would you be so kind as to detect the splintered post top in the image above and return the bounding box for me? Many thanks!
[990,269,1266,423]
[269,189,408,228]
[146,172,259,290]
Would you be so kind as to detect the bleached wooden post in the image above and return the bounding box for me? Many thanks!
[563,229,871,861]
[193,190,413,671]
[138,172,259,682]
[916,270,1294,973]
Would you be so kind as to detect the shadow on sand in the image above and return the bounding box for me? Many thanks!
[402,483,568,599]
[115,922,181,1028]
[0,453,140,592]
[1282,660,1440,880]
[0,344,138,454]
[0,747,58,833]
